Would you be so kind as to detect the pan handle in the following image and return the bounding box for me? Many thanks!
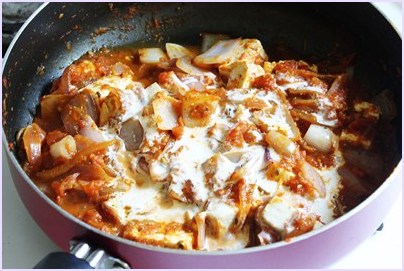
[33,240,130,269]
[33,252,93,269]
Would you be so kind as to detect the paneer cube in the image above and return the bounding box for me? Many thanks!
[262,196,297,232]
[235,39,268,65]
[144,82,163,99]
[205,199,238,237]
[218,62,233,79]
[227,61,265,89]
[122,220,194,249]
[152,95,180,130]
[182,91,219,127]
[49,135,77,160]
[203,153,236,191]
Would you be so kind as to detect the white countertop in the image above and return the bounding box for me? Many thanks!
[1,2,402,269]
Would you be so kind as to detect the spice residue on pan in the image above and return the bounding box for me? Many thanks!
[93,27,111,37]
[58,30,72,41]
[123,4,139,20]
[144,12,186,43]
[3,76,8,88]
[54,4,185,51]
[66,41,72,52]
[72,24,83,33]
[2,92,8,126]
[36,64,45,76]
[8,142,15,151]
[105,3,185,43]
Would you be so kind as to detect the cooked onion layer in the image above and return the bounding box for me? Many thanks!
[19,36,395,251]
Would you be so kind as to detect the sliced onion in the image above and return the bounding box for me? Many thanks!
[61,92,104,141]
[264,148,271,163]
[327,75,346,95]
[37,140,115,180]
[40,94,72,126]
[257,230,274,245]
[159,71,190,95]
[54,61,97,94]
[265,131,296,157]
[74,164,114,182]
[118,118,144,151]
[200,33,231,52]
[195,212,207,250]
[138,156,150,173]
[183,77,205,91]
[56,65,76,94]
[300,161,326,198]
[22,123,46,168]
[290,98,319,111]
[176,57,215,78]
[111,62,133,77]
[223,149,245,163]
[138,48,168,64]
[303,124,338,153]
[165,43,196,59]
[61,105,81,135]
[290,109,318,124]
[193,38,242,67]
[79,122,104,142]
[283,105,301,140]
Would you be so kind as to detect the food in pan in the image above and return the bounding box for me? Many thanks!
[19,35,397,251]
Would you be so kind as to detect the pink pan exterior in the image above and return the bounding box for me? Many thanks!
[7,154,402,268]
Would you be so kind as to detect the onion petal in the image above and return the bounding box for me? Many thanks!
[22,123,46,168]
[176,57,215,78]
[300,161,326,198]
[304,124,338,153]
[166,43,196,59]
[193,38,242,67]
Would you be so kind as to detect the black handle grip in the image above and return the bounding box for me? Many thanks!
[34,252,93,269]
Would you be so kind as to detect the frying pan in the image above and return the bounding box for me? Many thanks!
[2,2,402,268]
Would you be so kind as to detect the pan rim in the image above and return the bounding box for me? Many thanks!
[1,1,402,257]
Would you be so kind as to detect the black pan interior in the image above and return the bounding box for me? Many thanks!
[2,2,402,161]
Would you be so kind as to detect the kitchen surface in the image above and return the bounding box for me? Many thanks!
[2,2,402,269]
